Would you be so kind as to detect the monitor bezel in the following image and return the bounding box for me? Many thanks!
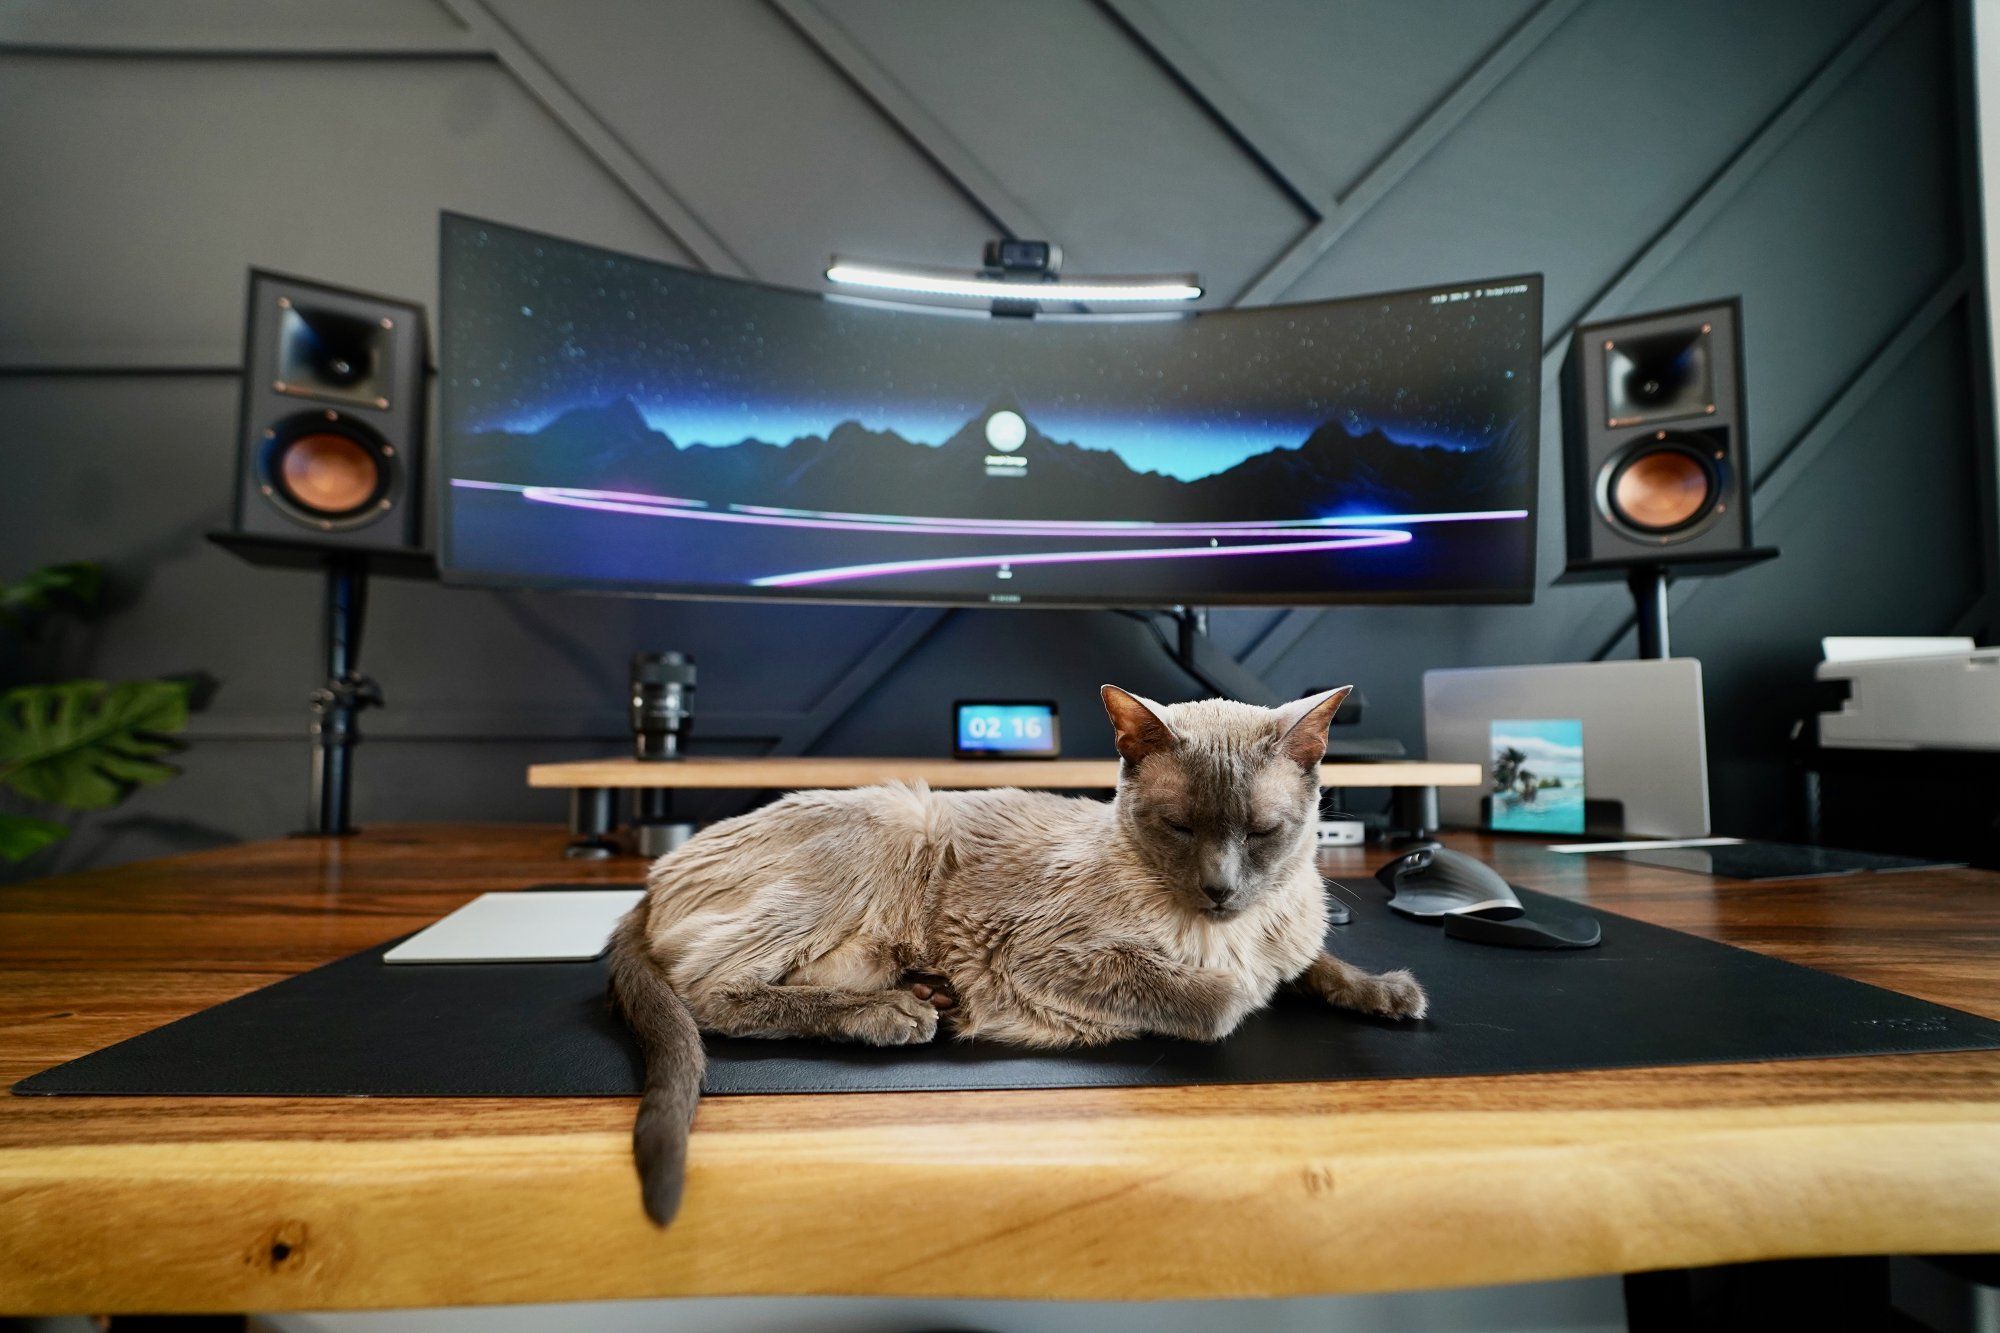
[434,211,1543,609]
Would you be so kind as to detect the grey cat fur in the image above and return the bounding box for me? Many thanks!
[608,684,1426,1225]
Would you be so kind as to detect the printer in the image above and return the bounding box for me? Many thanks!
[1808,638,1997,868]
[1815,637,2000,752]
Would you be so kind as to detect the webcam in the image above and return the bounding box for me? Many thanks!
[981,239,1062,277]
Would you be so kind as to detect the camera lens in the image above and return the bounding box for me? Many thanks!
[631,651,696,761]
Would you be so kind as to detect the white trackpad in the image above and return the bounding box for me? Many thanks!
[383,890,645,964]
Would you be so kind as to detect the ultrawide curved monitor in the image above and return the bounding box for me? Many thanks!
[437,214,1542,606]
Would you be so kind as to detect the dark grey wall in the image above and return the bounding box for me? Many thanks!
[1,0,1992,876]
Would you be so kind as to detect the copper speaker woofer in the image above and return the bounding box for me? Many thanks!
[1598,434,1723,539]
[258,412,394,531]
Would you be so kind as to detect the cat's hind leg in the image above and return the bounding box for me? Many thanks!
[1294,951,1428,1021]
[676,920,940,1040]
[900,969,957,1012]
[684,978,939,1045]
[665,860,946,1045]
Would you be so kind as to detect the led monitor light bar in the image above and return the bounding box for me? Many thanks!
[825,258,1203,304]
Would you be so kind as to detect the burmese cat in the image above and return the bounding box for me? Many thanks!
[608,684,1427,1225]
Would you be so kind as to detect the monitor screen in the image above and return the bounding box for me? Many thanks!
[437,215,1542,606]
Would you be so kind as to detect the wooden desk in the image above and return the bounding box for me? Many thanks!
[3,825,1999,1313]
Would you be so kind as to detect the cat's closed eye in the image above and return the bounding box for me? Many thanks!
[1162,818,1195,837]
[1247,825,1283,839]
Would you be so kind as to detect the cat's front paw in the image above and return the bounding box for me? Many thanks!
[1347,968,1428,1021]
[1170,968,1246,1042]
[844,990,940,1045]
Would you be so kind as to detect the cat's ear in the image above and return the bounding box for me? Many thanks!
[1272,686,1353,769]
[1101,685,1178,764]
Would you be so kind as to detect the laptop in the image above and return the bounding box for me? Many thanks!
[1423,658,1710,839]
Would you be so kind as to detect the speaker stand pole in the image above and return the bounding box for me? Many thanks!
[306,556,382,836]
[1628,564,1671,660]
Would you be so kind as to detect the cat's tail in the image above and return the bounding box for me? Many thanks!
[606,903,705,1226]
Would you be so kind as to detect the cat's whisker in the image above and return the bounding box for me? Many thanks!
[1324,877,1364,907]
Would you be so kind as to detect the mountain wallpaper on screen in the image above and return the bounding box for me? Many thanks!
[456,396,1532,522]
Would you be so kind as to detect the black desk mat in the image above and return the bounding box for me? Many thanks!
[17,886,2000,1097]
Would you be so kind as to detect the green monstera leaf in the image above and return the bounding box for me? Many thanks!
[0,562,101,626]
[0,679,190,811]
[0,814,68,861]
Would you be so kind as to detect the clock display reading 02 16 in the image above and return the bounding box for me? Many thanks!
[953,700,1061,760]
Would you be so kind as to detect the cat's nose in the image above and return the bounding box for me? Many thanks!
[1201,884,1233,908]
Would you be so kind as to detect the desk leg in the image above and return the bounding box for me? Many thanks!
[565,786,621,860]
[1386,784,1439,844]
[634,787,698,858]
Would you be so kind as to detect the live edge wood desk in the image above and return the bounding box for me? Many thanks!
[4,825,2000,1315]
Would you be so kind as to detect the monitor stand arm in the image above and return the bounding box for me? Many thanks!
[1125,607,1400,761]
[1116,605,1276,703]
[1166,606,1234,701]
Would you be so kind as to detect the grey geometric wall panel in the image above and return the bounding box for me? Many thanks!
[808,0,1312,301]
[477,0,996,285]
[0,0,474,52]
[0,0,1989,875]
[1126,0,1541,207]
[1633,4,1959,463]
[1288,0,1882,315]
[0,54,685,368]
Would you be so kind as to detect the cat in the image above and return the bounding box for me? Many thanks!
[607,683,1428,1225]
